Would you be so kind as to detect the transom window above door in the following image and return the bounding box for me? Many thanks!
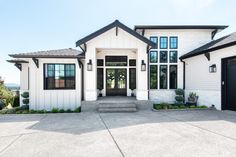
[105,56,127,66]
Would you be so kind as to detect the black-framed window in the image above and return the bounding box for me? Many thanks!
[169,65,177,89]
[129,59,136,66]
[160,37,168,49]
[150,51,158,63]
[169,51,178,63]
[150,36,158,48]
[160,51,168,63]
[97,68,103,90]
[150,65,157,89]
[170,37,178,49]
[129,68,136,90]
[44,64,75,89]
[97,59,104,66]
[105,56,127,66]
[160,65,167,89]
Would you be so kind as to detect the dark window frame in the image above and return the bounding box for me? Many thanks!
[43,64,76,90]
[160,36,168,49]
[150,36,158,48]
[150,65,158,89]
[129,68,136,90]
[169,36,178,49]
[160,65,168,89]
[150,51,158,63]
[97,68,104,90]
[97,59,104,66]
[105,56,127,66]
[129,59,136,66]
[160,51,168,63]
[169,65,178,89]
[169,51,178,63]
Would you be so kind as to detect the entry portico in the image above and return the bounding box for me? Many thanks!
[76,20,155,101]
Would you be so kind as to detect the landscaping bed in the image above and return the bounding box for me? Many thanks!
[0,105,81,114]
[153,103,211,111]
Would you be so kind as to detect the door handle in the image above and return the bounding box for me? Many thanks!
[222,81,225,85]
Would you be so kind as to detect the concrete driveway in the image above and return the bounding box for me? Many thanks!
[1,110,236,157]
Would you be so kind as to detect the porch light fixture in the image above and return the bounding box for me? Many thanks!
[87,59,93,71]
[209,64,217,73]
[141,60,146,71]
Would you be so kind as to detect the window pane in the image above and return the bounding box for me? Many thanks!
[105,56,127,66]
[97,59,104,66]
[160,65,167,89]
[150,65,157,89]
[44,64,75,90]
[169,51,178,63]
[97,68,104,90]
[129,68,136,90]
[160,51,168,63]
[129,59,136,66]
[170,65,177,89]
[150,36,158,48]
[150,51,158,63]
[170,37,178,49]
[160,37,168,49]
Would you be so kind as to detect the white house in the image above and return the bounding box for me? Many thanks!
[7,20,236,111]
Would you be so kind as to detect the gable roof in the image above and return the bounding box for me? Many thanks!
[134,25,228,30]
[180,32,236,60]
[76,20,155,48]
[9,48,85,58]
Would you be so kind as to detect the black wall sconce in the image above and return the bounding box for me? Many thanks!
[141,60,146,71]
[87,59,93,71]
[209,64,217,73]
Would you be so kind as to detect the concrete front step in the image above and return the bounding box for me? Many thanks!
[98,103,137,112]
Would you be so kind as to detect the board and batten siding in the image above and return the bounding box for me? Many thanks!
[20,58,82,111]
[84,27,148,100]
[184,45,236,110]
[144,29,214,103]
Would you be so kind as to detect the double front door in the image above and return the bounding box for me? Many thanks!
[106,69,127,96]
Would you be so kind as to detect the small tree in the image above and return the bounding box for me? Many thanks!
[175,88,184,105]
[0,83,14,109]
[21,92,29,106]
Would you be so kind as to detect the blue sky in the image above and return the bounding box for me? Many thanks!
[0,0,235,84]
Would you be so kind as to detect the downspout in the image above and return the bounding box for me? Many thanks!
[147,46,150,99]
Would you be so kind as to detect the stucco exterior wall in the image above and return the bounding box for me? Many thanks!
[144,29,214,103]
[185,45,236,110]
[20,58,82,111]
[84,27,148,100]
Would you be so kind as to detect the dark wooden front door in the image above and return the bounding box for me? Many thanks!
[222,57,236,111]
[106,69,127,96]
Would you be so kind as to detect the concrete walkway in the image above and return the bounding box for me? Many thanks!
[1,110,236,157]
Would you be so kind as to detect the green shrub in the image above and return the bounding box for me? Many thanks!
[20,105,29,110]
[12,95,20,107]
[22,110,29,114]
[59,109,65,113]
[175,88,184,96]
[199,105,207,108]
[21,92,29,98]
[179,105,186,109]
[0,99,4,110]
[5,108,17,114]
[66,109,72,113]
[51,108,59,113]
[0,109,8,114]
[16,110,23,114]
[29,109,36,114]
[175,96,184,102]
[153,104,162,110]
[22,99,29,105]
[74,107,81,113]
[189,105,196,108]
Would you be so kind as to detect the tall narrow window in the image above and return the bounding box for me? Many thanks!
[160,65,167,89]
[169,51,178,63]
[160,37,168,49]
[170,37,178,49]
[150,65,157,89]
[97,68,104,90]
[129,68,136,90]
[150,51,158,63]
[150,36,158,48]
[169,65,177,89]
[97,59,104,66]
[160,51,168,63]
[44,64,75,89]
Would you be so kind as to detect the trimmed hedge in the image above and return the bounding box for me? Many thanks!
[153,103,207,110]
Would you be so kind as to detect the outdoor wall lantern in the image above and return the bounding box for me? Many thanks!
[141,60,146,71]
[209,64,217,73]
[87,59,93,71]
